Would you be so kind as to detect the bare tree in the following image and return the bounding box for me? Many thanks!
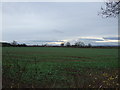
[99,0,120,18]
[11,40,18,46]
[65,42,71,47]
[74,41,85,47]
[88,43,92,47]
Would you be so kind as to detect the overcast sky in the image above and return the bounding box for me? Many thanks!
[2,2,119,45]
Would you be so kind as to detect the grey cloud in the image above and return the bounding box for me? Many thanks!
[30,40,64,42]
[103,37,120,40]
[79,38,104,41]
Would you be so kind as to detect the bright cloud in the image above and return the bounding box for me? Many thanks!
[95,40,120,43]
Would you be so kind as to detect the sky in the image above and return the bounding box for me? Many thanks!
[2,2,119,46]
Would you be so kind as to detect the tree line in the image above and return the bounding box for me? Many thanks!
[1,41,27,47]
[1,40,91,47]
[1,40,118,48]
[60,41,92,47]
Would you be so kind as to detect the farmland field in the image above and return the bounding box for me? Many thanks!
[2,47,119,88]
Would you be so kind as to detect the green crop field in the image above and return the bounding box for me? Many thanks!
[2,47,119,88]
